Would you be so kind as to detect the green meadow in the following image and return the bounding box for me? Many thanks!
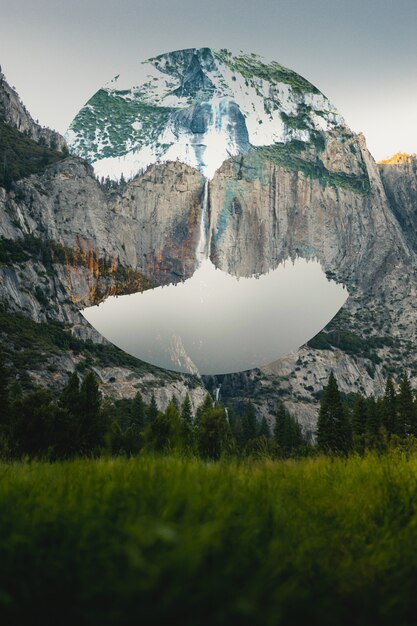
[1,453,417,625]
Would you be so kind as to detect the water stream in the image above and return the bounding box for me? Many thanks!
[196,179,209,264]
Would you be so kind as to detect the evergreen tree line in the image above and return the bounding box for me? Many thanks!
[0,354,307,460]
[317,371,417,455]
[2,349,416,461]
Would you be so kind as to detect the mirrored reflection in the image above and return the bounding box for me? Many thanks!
[82,257,348,375]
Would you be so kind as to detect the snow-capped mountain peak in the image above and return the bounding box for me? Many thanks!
[66,48,345,181]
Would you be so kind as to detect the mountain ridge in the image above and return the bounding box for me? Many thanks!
[0,68,67,152]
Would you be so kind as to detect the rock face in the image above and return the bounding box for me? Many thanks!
[379,155,417,253]
[0,69,66,152]
[6,157,204,289]
[209,141,406,289]
[1,68,417,433]
[205,141,417,430]
[0,68,208,410]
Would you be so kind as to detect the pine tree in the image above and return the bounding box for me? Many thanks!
[288,417,304,451]
[351,393,366,453]
[147,394,159,423]
[382,377,397,436]
[258,416,270,439]
[365,397,382,448]
[131,391,146,431]
[12,389,55,456]
[195,393,214,424]
[57,372,84,455]
[180,395,194,453]
[0,351,10,440]
[79,372,103,453]
[170,394,179,410]
[317,372,351,454]
[121,391,146,454]
[227,405,244,450]
[241,402,257,446]
[145,399,183,453]
[181,393,193,425]
[398,372,417,436]
[80,372,101,421]
[47,404,78,459]
[197,407,232,460]
[274,403,304,457]
[351,393,366,437]
[274,403,288,453]
[60,371,81,416]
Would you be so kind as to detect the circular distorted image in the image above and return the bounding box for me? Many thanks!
[66,47,357,375]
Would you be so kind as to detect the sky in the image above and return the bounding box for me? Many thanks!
[83,258,347,375]
[0,0,416,161]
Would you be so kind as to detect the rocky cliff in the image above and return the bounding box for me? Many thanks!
[0,68,66,152]
[66,47,346,182]
[1,68,417,433]
[204,140,417,431]
[0,71,209,412]
[379,154,417,252]
[0,166,208,413]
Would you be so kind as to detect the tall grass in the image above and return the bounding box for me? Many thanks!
[1,453,417,625]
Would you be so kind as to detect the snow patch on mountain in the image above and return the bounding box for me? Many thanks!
[66,48,346,182]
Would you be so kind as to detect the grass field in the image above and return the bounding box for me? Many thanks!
[1,453,417,625]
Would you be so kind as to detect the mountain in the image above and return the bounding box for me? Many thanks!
[65,47,371,377]
[0,68,208,412]
[0,69,66,152]
[66,48,347,182]
[1,54,417,434]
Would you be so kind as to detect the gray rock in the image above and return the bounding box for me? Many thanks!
[0,69,67,152]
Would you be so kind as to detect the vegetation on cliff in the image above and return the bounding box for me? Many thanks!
[0,120,66,189]
[1,339,417,462]
[68,88,174,161]
[255,138,371,194]
[378,152,416,165]
[214,48,320,94]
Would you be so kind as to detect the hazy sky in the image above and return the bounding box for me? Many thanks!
[0,0,416,161]
[83,259,347,374]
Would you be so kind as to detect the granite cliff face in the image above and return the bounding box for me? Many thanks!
[0,165,209,412]
[379,154,417,253]
[1,67,417,432]
[205,141,417,431]
[209,140,405,287]
[0,69,66,152]
[0,69,208,411]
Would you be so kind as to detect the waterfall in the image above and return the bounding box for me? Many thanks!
[196,179,209,265]
[212,97,224,133]
[215,385,221,403]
